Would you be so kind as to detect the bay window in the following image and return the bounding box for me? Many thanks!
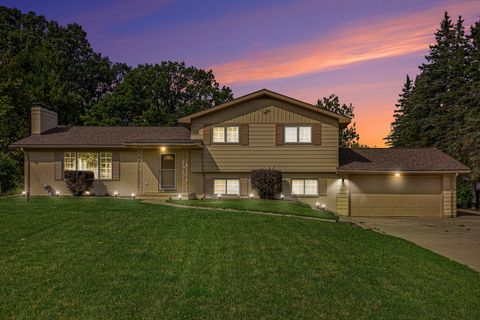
[64,152,112,180]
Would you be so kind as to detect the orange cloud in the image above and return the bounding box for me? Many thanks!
[211,0,479,84]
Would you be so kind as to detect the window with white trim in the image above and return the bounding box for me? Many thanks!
[214,179,240,195]
[292,179,318,195]
[213,126,239,143]
[285,126,312,143]
[99,152,112,179]
[64,152,76,172]
[64,152,112,180]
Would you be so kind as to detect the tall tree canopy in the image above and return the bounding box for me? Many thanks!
[0,6,126,152]
[316,94,364,148]
[82,62,233,126]
[387,12,480,205]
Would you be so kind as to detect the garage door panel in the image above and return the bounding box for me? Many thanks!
[351,194,442,217]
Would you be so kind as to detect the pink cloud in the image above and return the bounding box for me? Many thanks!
[211,0,480,84]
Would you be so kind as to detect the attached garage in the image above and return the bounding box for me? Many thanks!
[338,148,470,217]
[349,175,443,217]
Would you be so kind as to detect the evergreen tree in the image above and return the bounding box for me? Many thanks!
[316,94,362,147]
[386,75,413,146]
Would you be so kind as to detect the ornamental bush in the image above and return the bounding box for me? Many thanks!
[251,168,282,199]
[0,153,19,194]
[457,178,473,209]
[64,171,94,196]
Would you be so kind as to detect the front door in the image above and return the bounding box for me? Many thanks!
[159,154,175,190]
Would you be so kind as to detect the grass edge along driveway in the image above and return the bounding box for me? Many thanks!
[0,197,479,319]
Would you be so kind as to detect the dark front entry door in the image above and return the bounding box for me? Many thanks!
[160,154,175,189]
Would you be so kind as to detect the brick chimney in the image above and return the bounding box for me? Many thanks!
[31,105,58,134]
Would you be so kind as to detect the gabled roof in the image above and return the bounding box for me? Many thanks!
[178,88,351,125]
[338,148,470,173]
[10,126,200,148]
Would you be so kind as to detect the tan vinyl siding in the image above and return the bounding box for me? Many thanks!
[190,100,339,173]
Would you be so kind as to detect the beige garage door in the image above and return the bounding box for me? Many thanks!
[349,175,443,217]
[350,194,442,217]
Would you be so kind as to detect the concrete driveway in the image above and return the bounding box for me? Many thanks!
[342,213,480,272]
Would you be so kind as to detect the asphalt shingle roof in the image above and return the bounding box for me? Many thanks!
[10,126,196,147]
[338,148,469,172]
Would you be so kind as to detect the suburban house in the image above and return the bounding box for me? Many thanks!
[10,89,470,217]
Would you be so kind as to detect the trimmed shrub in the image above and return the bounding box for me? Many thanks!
[251,168,282,199]
[457,178,473,209]
[64,171,94,196]
[0,153,20,194]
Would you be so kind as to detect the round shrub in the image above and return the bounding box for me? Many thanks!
[0,153,20,194]
[251,168,282,199]
[457,179,473,209]
[64,171,94,196]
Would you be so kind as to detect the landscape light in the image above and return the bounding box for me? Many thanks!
[280,194,284,200]
[249,193,254,199]
[315,202,320,209]
[85,191,90,196]
[22,191,26,196]
[217,194,221,199]
[113,191,118,197]
[321,204,326,211]
[55,191,60,196]
[178,194,182,200]
[131,193,136,199]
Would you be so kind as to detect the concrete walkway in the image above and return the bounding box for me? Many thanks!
[142,199,336,223]
[342,214,480,272]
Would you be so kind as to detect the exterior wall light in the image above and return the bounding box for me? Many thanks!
[160,147,166,152]
[395,173,401,178]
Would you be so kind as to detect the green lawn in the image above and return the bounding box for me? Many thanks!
[167,198,336,220]
[0,198,479,319]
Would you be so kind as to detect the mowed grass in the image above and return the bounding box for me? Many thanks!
[167,198,336,220]
[0,198,479,319]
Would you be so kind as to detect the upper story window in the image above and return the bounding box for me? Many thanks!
[213,126,239,143]
[64,152,112,180]
[285,126,312,143]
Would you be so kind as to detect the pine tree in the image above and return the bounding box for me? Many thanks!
[386,75,413,146]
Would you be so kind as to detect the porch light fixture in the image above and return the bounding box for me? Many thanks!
[131,193,136,199]
[249,193,254,199]
[113,191,118,197]
[394,172,401,178]
[280,194,284,200]
[160,147,166,152]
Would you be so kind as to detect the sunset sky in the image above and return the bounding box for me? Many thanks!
[3,0,480,146]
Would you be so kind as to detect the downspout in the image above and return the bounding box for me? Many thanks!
[201,147,205,199]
